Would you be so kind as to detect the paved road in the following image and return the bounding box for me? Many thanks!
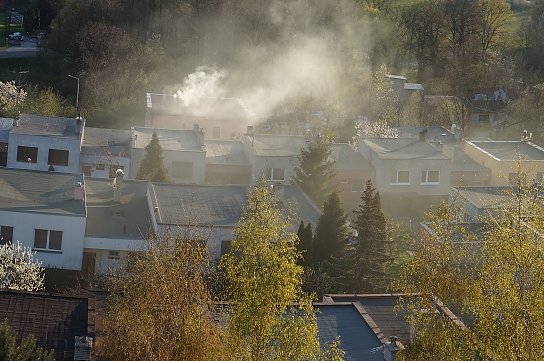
[0,38,40,58]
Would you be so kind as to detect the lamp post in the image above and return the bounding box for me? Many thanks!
[68,72,85,119]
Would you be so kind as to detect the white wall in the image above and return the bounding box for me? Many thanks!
[80,154,131,179]
[7,134,81,173]
[0,210,86,270]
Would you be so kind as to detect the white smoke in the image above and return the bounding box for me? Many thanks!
[173,66,226,107]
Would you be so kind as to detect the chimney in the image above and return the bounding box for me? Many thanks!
[194,123,204,146]
[113,169,124,202]
[73,182,85,201]
[383,336,404,361]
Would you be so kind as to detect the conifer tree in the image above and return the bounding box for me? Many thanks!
[348,180,391,292]
[313,192,349,266]
[136,130,169,182]
[297,221,314,267]
[0,322,55,361]
[291,133,337,207]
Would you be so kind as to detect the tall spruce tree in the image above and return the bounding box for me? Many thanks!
[313,192,349,266]
[136,130,169,182]
[348,180,391,292]
[291,133,337,207]
[296,221,314,267]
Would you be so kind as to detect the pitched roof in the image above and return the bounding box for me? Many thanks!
[452,186,518,209]
[467,141,544,161]
[331,143,372,170]
[132,127,204,151]
[10,114,81,139]
[363,138,450,160]
[204,140,250,165]
[315,303,383,361]
[150,184,321,226]
[0,290,89,361]
[81,127,131,157]
[0,168,86,216]
[84,178,153,239]
[248,134,307,157]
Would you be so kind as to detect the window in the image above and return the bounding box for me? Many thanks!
[108,250,121,259]
[392,170,410,184]
[48,149,69,166]
[33,229,62,251]
[509,172,527,186]
[16,146,38,163]
[96,164,105,170]
[82,165,92,176]
[171,161,193,180]
[0,226,13,245]
[109,165,125,178]
[265,167,286,181]
[478,114,490,124]
[351,179,365,192]
[421,170,440,184]
[464,213,472,223]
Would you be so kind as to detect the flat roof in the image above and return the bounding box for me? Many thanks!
[204,140,250,165]
[452,186,518,209]
[249,134,307,157]
[363,138,450,160]
[468,141,544,161]
[132,127,204,151]
[10,113,81,139]
[0,168,86,216]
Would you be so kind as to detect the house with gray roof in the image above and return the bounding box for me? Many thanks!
[5,114,84,174]
[204,139,252,185]
[130,126,206,184]
[80,127,131,178]
[450,186,519,223]
[0,168,86,270]
[148,183,321,258]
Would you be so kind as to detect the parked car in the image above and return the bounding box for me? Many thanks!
[8,32,24,41]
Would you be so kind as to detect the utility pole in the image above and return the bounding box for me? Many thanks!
[68,72,85,119]
[13,69,29,119]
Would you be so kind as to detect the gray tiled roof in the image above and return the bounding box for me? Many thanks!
[331,143,372,170]
[205,140,250,165]
[0,168,85,216]
[250,134,307,157]
[468,141,544,161]
[132,127,204,151]
[150,184,321,226]
[316,304,383,361]
[85,178,153,239]
[0,290,88,361]
[10,114,81,138]
[363,138,450,160]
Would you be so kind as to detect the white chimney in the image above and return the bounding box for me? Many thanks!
[73,182,85,201]
[113,169,124,202]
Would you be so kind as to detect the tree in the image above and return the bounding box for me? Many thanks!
[100,238,223,361]
[291,133,337,207]
[136,130,169,182]
[296,221,314,267]
[313,192,349,266]
[0,322,55,361]
[348,180,390,292]
[359,118,399,138]
[24,87,75,117]
[0,81,26,118]
[396,182,544,360]
[221,183,344,360]
[0,241,44,292]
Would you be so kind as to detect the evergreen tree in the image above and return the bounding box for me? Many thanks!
[136,130,169,182]
[291,133,337,207]
[348,180,391,292]
[313,192,349,266]
[0,322,55,361]
[296,221,314,267]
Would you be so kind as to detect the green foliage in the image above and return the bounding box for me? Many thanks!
[296,221,314,267]
[136,130,169,182]
[291,133,337,207]
[0,322,55,361]
[23,87,75,117]
[313,192,349,266]
[221,183,344,360]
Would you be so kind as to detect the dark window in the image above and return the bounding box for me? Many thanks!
[96,164,105,170]
[109,165,124,178]
[82,165,92,176]
[0,226,13,245]
[49,231,63,250]
[478,114,490,124]
[108,250,120,259]
[34,229,48,249]
[48,149,69,166]
[16,146,38,163]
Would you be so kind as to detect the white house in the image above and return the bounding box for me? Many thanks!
[80,127,132,178]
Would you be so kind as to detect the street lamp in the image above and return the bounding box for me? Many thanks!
[68,72,85,119]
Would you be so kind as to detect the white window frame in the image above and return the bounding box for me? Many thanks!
[33,229,63,252]
[391,170,410,185]
[108,250,121,260]
[265,167,286,182]
[421,170,440,185]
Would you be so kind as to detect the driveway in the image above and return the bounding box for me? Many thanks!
[0,38,40,58]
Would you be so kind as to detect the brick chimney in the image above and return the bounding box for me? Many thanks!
[113,169,124,202]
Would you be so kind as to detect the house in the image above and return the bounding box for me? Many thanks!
[443,144,491,186]
[204,139,252,185]
[130,126,206,184]
[0,168,86,270]
[242,133,307,184]
[145,93,252,139]
[450,186,519,223]
[6,114,84,173]
[83,176,153,274]
[148,183,321,258]
[0,117,12,167]
[80,127,131,178]
[358,138,451,220]
[0,290,91,361]
[463,140,544,186]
